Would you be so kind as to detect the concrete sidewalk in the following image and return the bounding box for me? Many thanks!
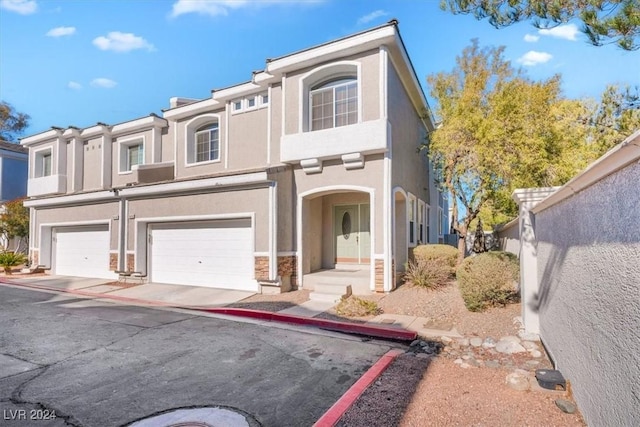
[1,275,456,339]
[1,275,254,307]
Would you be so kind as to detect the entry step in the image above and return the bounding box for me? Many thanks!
[309,283,352,303]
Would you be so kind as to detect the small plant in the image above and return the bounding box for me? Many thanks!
[412,244,459,276]
[456,251,520,312]
[404,258,451,289]
[335,296,382,317]
[0,251,27,275]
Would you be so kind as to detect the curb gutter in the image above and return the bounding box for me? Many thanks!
[0,279,417,342]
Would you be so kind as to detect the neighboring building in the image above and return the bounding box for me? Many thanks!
[20,21,447,293]
[0,139,28,202]
[0,140,28,252]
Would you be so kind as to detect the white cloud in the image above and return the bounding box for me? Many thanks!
[0,0,37,14]
[46,26,76,37]
[523,34,539,43]
[517,51,553,66]
[538,24,579,41]
[67,81,82,90]
[170,0,320,18]
[93,31,155,52]
[357,9,388,25]
[90,78,117,89]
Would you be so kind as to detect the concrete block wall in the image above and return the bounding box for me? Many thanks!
[514,130,640,427]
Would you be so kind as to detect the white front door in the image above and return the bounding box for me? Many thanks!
[149,219,257,291]
[53,225,114,279]
[334,204,370,264]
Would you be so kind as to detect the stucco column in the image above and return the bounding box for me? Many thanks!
[512,187,558,335]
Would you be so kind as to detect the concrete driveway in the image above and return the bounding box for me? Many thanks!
[0,285,394,426]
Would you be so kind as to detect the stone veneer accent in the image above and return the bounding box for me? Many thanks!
[278,256,297,289]
[254,256,269,281]
[375,259,384,293]
[109,253,118,271]
[126,254,135,272]
[31,250,39,267]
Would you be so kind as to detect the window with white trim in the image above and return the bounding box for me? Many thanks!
[195,123,219,163]
[119,138,144,173]
[438,207,444,237]
[232,100,242,112]
[418,201,425,244]
[35,149,52,178]
[426,205,431,243]
[310,77,358,131]
[408,196,416,245]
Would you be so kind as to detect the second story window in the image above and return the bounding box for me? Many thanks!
[126,144,143,171]
[34,149,52,178]
[310,77,358,131]
[195,123,219,163]
[119,138,144,174]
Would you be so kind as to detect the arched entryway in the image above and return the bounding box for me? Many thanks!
[297,186,374,294]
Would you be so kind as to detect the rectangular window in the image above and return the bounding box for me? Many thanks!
[438,207,444,236]
[409,198,415,245]
[195,126,219,163]
[310,80,358,131]
[126,144,143,171]
[42,153,52,177]
[418,203,424,244]
[261,93,269,105]
[233,100,242,111]
[426,206,431,242]
[247,96,256,108]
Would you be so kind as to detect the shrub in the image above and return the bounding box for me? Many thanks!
[412,244,459,276]
[0,251,27,275]
[456,251,520,312]
[335,296,382,317]
[404,258,452,289]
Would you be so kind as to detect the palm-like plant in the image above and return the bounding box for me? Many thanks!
[0,251,26,275]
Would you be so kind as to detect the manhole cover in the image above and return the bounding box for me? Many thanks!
[128,407,260,427]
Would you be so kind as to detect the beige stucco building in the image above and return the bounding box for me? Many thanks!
[20,21,448,294]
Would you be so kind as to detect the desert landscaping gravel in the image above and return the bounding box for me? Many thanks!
[226,282,586,426]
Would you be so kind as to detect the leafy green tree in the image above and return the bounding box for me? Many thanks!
[0,101,30,142]
[0,198,29,252]
[424,40,591,258]
[588,84,640,155]
[441,0,640,50]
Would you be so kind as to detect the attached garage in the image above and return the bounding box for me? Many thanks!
[53,225,115,280]
[149,219,256,291]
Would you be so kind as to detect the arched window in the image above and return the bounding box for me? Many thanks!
[310,77,358,131]
[193,122,219,163]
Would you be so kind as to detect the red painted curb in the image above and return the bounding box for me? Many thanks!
[313,349,404,427]
[0,278,417,342]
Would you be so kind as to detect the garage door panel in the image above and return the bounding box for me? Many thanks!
[54,226,115,280]
[150,221,256,291]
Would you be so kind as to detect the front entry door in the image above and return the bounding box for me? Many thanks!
[335,204,370,264]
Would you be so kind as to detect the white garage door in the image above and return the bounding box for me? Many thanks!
[149,219,256,291]
[54,225,115,280]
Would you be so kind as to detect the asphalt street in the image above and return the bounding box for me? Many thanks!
[0,284,394,426]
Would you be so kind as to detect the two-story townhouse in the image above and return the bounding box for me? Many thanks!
[20,21,448,294]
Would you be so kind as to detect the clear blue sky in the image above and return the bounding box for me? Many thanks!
[1,0,638,136]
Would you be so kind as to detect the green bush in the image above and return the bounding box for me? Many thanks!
[456,251,520,312]
[404,258,452,289]
[412,244,459,276]
[0,251,27,275]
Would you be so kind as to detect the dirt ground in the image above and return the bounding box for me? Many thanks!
[228,282,586,426]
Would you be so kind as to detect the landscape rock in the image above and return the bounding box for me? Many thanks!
[530,350,543,358]
[469,337,483,347]
[518,330,540,342]
[457,338,470,347]
[459,362,471,369]
[522,341,538,351]
[440,336,453,344]
[485,360,500,369]
[506,371,530,391]
[453,358,463,365]
[555,399,577,414]
[482,337,496,349]
[496,339,526,354]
